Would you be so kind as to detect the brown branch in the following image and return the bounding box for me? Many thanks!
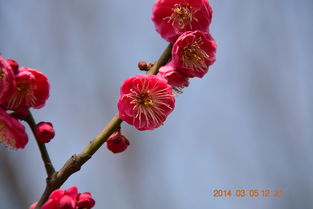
[25,111,55,177]
[34,43,173,209]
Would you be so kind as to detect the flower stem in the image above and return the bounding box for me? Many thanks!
[34,43,173,209]
[25,111,55,177]
[147,43,173,75]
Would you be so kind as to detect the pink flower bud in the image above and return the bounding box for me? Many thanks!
[59,195,76,209]
[0,108,28,149]
[7,59,19,75]
[65,186,78,199]
[42,199,59,209]
[118,74,175,130]
[30,199,59,209]
[35,187,94,209]
[49,189,65,200]
[35,122,55,143]
[77,192,95,208]
[107,131,130,153]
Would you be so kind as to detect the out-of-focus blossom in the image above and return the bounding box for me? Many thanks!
[29,186,90,209]
[0,108,28,149]
[77,192,95,208]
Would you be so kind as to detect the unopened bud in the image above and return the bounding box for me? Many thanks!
[107,131,130,153]
[7,59,19,74]
[138,61,148,71]
[59,195,76,209]
[35,122,55,143]
[77,192,95,208]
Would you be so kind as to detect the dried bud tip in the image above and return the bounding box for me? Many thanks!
[35,122,55,143]
[148,62,155,69]
[7,59,19,74]
[138,61,148,71]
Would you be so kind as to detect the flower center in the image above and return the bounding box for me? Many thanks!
[164,3,197,30]
[132,91,154,106]
[113,136,122,144]
[126,81,174,129]
[16,81,31,92]
[181,37,209,70]
[7,80,36,109]
[141,94,154,106]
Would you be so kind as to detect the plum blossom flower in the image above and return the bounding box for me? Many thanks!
[29,186,83,209]
[77,192,95,208]
[157,60,189,91]
[0,56,16,105]
[3,66,50,110]
[107,131,130,153]
[0,108,28,149]
[152,0,212,43]
[59,195,76,209]
[172,30,216,78]
[118,74,175,130]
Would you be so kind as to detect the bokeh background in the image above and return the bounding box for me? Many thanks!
[0,0,312,208]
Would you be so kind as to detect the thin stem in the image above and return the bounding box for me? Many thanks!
[147,43,173,75]
[25,111,55,177]
[34,43,173,209]
[81,113,122,155]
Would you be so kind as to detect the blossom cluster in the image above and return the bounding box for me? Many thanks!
[0,56,52,149]
[117,0,216,134]
[153,0,217,87]
[30,186,95,209]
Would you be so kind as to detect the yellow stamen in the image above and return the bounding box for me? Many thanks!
[163,3,197,30]
[181,37,210,70]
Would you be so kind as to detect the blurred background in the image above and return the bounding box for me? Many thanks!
[0,0,312,208]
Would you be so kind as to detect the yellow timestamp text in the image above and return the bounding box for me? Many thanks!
[212,189,283,198]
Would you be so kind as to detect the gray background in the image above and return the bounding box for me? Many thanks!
[0,0,312,208]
